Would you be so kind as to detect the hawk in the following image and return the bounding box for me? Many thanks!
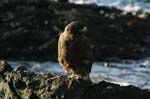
[58,21,93,80]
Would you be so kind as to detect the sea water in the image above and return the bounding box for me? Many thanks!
[69,0,150,12]
[9,57,150,89]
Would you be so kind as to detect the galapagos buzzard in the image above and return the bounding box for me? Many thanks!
[58,21,93,80]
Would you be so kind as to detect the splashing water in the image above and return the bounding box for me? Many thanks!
[9,57,150,89]
[69,0,150,12]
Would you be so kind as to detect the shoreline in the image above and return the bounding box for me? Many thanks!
[0,61,150,98]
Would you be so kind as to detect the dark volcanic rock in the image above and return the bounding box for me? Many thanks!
[0,61,150,99]
[0,61,12,80]
[0,0,150,61]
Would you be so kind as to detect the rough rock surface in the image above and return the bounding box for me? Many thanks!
[0,61,150,99]
[0,0,150,61]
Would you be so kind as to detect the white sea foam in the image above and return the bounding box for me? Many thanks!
[69,0,150,12]
[8,57,150,89]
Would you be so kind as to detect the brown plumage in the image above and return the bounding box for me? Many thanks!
[58,21,93,79]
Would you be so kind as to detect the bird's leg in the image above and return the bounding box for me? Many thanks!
[68,72,75,88]
[68,72,75,78]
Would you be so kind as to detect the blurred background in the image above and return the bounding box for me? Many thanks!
[0,0,150,89]
[70,0,150,12]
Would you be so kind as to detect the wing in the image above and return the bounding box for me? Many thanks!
[58,33,73,67]
[78,35,93,73]
[66,35,93,73]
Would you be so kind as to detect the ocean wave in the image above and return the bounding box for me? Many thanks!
[8,57,150,89]
[69,0,150,12]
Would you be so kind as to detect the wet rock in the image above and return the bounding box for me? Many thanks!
[28,91,39,99]
[15,79,26,90]
[14,65,36,77]
[0,61,150,99]
[14,65,28,72]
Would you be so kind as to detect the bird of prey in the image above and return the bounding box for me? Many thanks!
[58,21,93,80]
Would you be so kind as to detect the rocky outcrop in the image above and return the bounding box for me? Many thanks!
[0,61,150,99]
[0,0,150,61]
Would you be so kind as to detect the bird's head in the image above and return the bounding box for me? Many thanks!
[64,21,87,35]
